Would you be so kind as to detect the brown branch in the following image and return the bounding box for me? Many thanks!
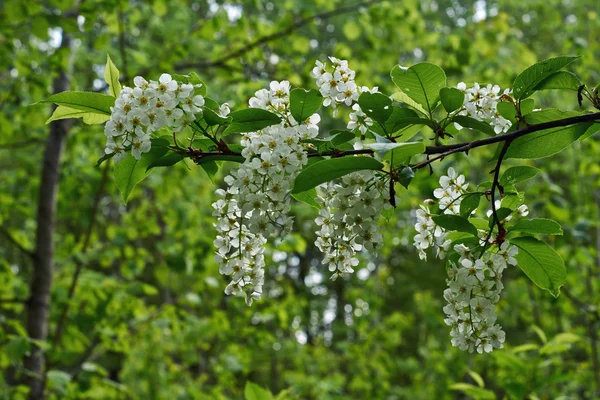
[51,161,111,348]
[0,226,35,259]
[489,139,512,242]
[414,112,600,170]
[175,0,382,71]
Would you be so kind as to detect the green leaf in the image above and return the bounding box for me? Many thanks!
[512,56,580,99]
[39,91,115,115]
[244,381,273,400]
[499,166,540,186]
[440,87,464,113]
[506,109,591,159]
[390,91,427,115]
[391,62,446,116]
[489,208,513,227]
[579,122,600,142]
[497,102,517,123]
[291,187,319,209]
[200,161,219,183]
[203,106,231,126]
[397,166,415,188]
[358,92,393,124]
[520,98,535,116]
[46,105,110,125]
[223,108,281,134]
[510,219,563,235]
[5,336,30,362]
[364,142,425,166]
[453,115,495,136]
[534,71,581,92]
[501,192,525,210]
[292,157,384,193]
[511,236,566,297]
[146,152,184,171]
[95,152,116,168]
[172,72,206,96]
[432,215,478,236]
[104,54,122,98]
[290,88,322,122]
[459,193,482,216]
[114,139,170,203]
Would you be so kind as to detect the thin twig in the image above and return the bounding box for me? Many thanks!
[489,139,512,241]
[175,0,382,71]
[0,226,35,259]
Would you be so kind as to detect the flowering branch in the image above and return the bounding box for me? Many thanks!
[421,111,600,159]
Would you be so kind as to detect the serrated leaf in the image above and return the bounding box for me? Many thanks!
[146,152,184,171]
[533,71,581,92]
[292,156,383,193]
[104,54,122,98]
[497,101,517,123]
[440,87,464,113]
[512,56,580,99]
[391,63,446,116]
[114,139,169,203]
[453,115,495,136]
[291,187,319,209]
[46,105,110,125]
[290,88,322,123]
[511,236,566,297]
[579,122,600,142]
[39,91,115,115]
[506,109,591,159]
[459,193,482,216]
[390,91,427,115]
[510,219,563,235]
[223,108,281,134]
[358,92,393,124]
[364,142,424,166]
[499,166,540,186]
[203,106,231,126]
[432,215,478,236]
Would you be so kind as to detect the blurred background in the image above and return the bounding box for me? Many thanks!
[1,0,600,398]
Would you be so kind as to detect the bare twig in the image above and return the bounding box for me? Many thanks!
[175,0,382,71]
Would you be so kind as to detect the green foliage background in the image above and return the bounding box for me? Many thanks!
[1,0,599,398]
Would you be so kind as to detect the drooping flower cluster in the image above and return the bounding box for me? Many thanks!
[413,168,468,260]
[443,241,516,353]
[311,57,377,135]
[104,74,205,161]
[314,170,389,280]
[412,167,527,353]
[212,81,319,305]
[456,82,512,134]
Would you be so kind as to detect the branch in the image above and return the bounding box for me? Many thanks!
[489,139,512,242]
[178,147,374,161]
[0,226,35,259]
[175,0,382,71]
[421,111,600,160]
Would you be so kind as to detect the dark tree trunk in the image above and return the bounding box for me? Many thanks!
[24,35,72,400]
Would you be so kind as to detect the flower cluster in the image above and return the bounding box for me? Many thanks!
[104,74,205,162]
[412,167,529,353]
[212,81,318,305]
[311,57,377,135]
[315,170,389,280]
[443,241,516,353]
[456,82,512,134]
[413,168,468,260]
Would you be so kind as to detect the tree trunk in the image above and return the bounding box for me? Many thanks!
[24,34,72,400]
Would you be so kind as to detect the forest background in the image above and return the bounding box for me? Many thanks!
[1,0,600,398]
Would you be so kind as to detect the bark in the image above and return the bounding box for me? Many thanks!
[24,35,72,399]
